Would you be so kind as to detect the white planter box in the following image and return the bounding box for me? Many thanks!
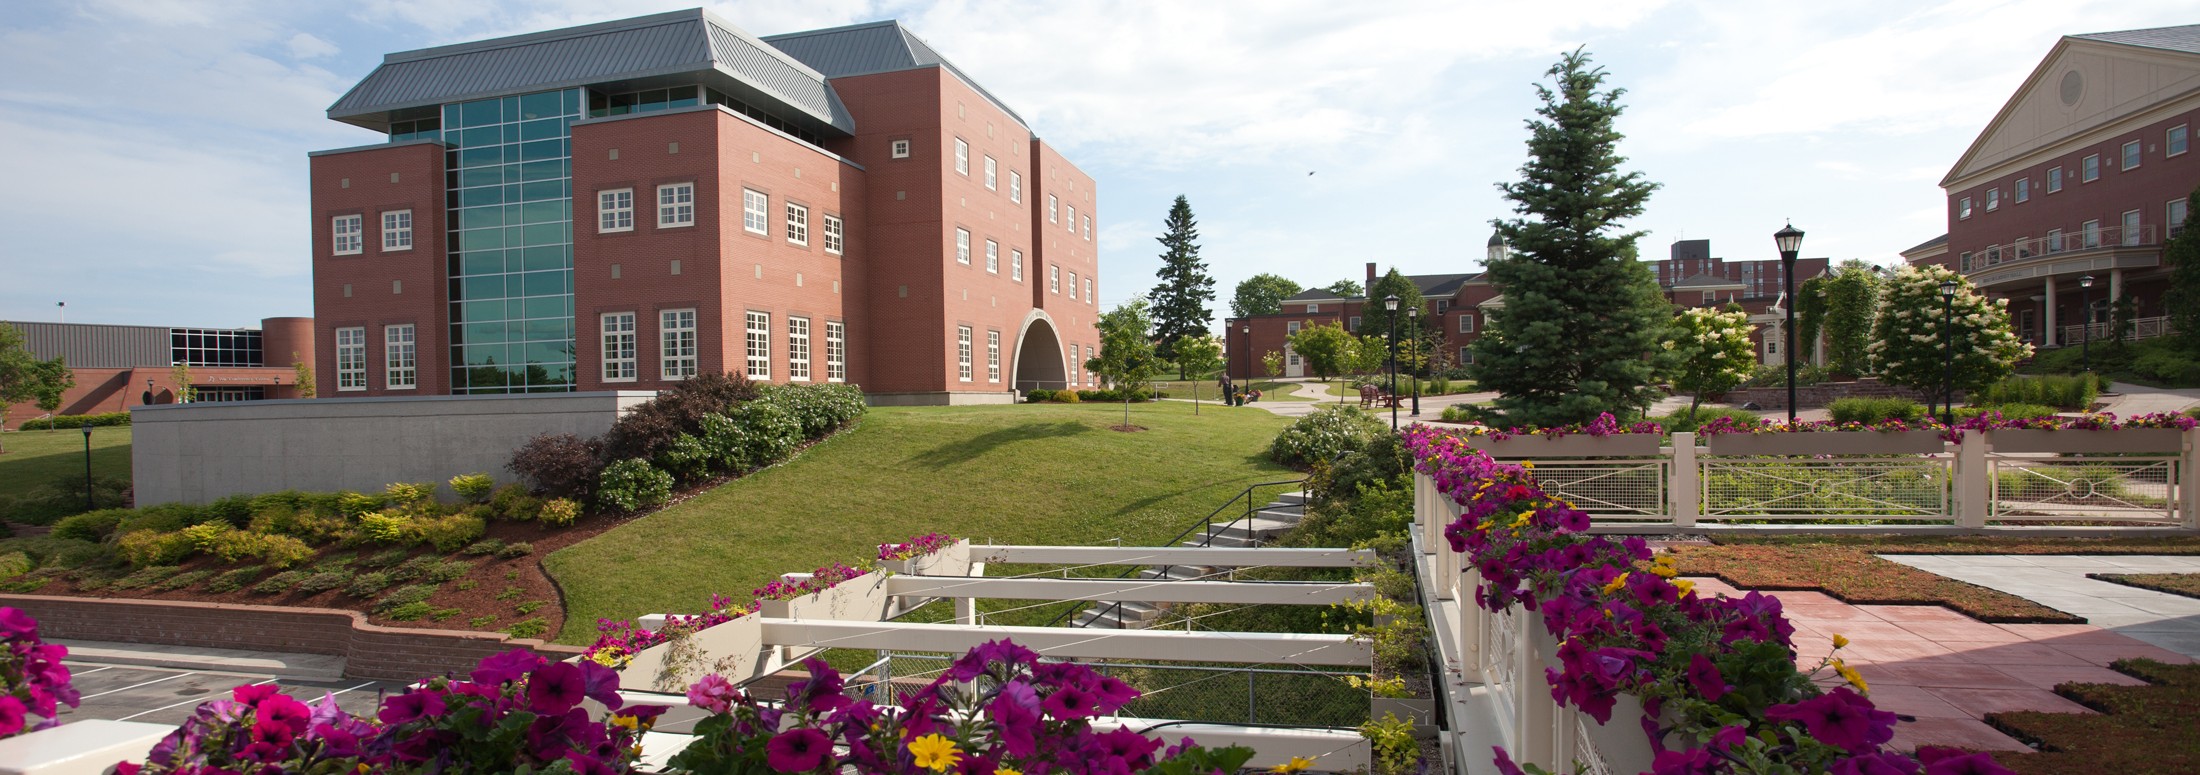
[886,539,973,576]
[1985,428,2183,454]
[758,570,894,621]
[1706,430,1945,456]
[618,613,763,693]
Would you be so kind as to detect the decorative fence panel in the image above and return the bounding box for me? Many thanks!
[1988,454,2182,525]
[1699,456,1952,522]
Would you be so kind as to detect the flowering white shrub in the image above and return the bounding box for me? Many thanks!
[1868,265,2030,404]
[1665,307,1757,419]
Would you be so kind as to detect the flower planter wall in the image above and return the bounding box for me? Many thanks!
[887,540,973,576]
[1465,434,1664,458]
[1704,430,1946,456]
[1985,428,2184,454]
[618,613,764,693]
[758,571,894,622]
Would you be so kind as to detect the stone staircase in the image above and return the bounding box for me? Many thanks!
[1071,491,1308,629]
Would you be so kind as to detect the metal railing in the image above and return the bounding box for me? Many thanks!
[1962,224,2157,273]
[872,652,1365,726]
[2056,315,2175,347]
[1048,478,1307,628]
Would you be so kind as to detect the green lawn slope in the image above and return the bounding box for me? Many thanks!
[544,401,1296,643]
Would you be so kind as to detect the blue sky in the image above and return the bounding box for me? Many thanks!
[1,0,2192,330]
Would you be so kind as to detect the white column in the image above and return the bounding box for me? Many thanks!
[1670,433,1698,528]
[2181,427,2198,530]
[1956,433,1989,529]
[2111,269,2125,302]
[2042,280,2058,347]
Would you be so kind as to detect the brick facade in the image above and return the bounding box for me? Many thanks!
[308,141,448,398]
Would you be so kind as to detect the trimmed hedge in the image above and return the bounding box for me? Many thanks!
[16,412,131,430]
[1827,396,1925,424]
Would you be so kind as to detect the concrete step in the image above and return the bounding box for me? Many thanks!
[1275,491,1308,506]
[1255,506,1304,522]
[1140,565,1214,581]
[1072,603,1161,629]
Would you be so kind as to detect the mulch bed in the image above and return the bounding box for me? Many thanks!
[1666,544,2081,623]
[2087,573,2200,601]
[1987,659,2200,774]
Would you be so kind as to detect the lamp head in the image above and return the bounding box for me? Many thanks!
[1938,280,1958,298]
[81,422,93,437]
[2080,274,2094,289]
[1407,306,1418,319]
[1384,295,1399,312]
[1773,222,1805,256]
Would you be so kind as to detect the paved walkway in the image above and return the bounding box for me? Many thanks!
[1685,576,2193,753]
[2099,382,2200,416]
[1880,555,2200,657]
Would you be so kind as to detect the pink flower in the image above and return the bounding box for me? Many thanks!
[377,690,446,725]
[1766,687,1898,754]
[0,696,23,737]
[527,662,586,714]
[1916,747,2016,775]
[472,648,546,686]
[0,607,37,638]
[1686,654,1729,701]
[766,727,831,772]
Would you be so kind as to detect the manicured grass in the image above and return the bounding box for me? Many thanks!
[544,401,1296,643]
[1989,659,2200,774]
[1668,543,2081,623]
[0,427,132,500]
[1150,379,1313,402]
[2089,573,2200,600]
[1318,379,1476,398]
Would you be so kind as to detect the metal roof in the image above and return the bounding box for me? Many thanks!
[1903,234,1951,254]
[4,321,172,369]
[763,20,1031,129]
[2071,24,2200,55]
[328,9,854,134]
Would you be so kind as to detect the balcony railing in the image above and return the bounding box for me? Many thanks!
[2057,315,2176,347]
[1961,223,2157,273]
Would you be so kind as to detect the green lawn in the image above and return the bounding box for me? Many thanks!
[544,401,1297,643]
[0,427,132,505]
[1318,379,1477,398]
[1150,379,1312,402]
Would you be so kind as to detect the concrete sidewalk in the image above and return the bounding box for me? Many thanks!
[1879,554,2200,658]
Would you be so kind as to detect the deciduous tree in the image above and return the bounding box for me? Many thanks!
[1666,307,1757,421]
[1087,299,1163,427]
[0,324,73,453]
[1286,322,1354,383]
[1171,334,1222,413]
[2165,185,2200,353]
[1357,268,1423,339]
[1230,273,1302,319]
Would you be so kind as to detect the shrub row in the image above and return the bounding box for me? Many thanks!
[1826,397,1926,424]
[1024,388,1167,403]
[1974,373,2100,409]
[15,412,132,430]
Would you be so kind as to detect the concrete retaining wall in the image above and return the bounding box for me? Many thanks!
[131,392,654,505]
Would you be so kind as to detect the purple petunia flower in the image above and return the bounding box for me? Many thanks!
[1916,747,2017,775]
[766,727,832,772]
[988,681,1043,757]
[527,662,587,714]
[1829,752,1924,775]
[1686,654,1729,701]
[1043,683,1099,720]
[1765,687,1898,754]
[1491,746,1528,775]
[472,648,546,686]
[376,690,446,725]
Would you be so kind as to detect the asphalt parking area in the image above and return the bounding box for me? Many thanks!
[55,661,407,728]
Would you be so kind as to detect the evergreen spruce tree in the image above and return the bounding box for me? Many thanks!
[2165,185,2200,353]
[1470,49,1666,426]
[1148,195,1216,378]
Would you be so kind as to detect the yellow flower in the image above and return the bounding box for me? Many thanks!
[1672,579,1695,596]
[1270,756,1317,773]
[1832,634,1850,649]
[996,770,1022,775]
[1510,511,1532,528]
[1654,555,1676,567]
[1601,573,1629,594]
[1650,564,1678,578]
[909,734,963,772]
[609,715,639,731]
[1521,461,1534,469]
[1833,659,1869,694]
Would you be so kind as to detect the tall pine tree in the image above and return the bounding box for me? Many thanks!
[1470,49,1667,426]
[1149,195,1216,377]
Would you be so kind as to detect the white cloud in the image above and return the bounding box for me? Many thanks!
[286,32,340,59]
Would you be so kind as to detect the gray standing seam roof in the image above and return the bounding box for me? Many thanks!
[2071,24,2200,55]
[327,9,854,134]
[763,21,1031,129]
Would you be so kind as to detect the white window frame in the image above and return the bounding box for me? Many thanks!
[823,214,843,255]
[956,228,971,265]
[824,321,846,383]
[1286,321,1301,366]
[957,326,974,382]
[602,312,637,382]
[335,327,366,391]
[954,137,969,175]
[1084,345,1094,386]
[1050,265,1060,293]
[2170,124,2190,157]
[1350,315,1362,330]
[599,189,634,233]
[986,330,1001,383]
[1011,250,1024,282]
[1048,195,1058,223]
[985,239,999,274]
[332,215,363,256]
[661,308,696,381]
[891,139,910,159]
[984,156,997,190]
[743,189,768,235]
[1083,215,1091,241]
[2121,140,2141,171]
[2170,199,2189,238]
[2046,230,2062,253]
[1009,171,1022,203]
[2082,219,2101,249]
[1957,197,1971,220]
[1083,277,1092,302]
[1068,271,1079,300]
[2047,166,2063,193]
[1459,348,1473,365]
[2122,209,2143,246]
[785,202,809,246]
[788,316,811,381]
[384,324,416,389]
[1985,188,1999,211]
[1066,205,1077,232]
[1701,291,1716,305]
[2081,154,2100,182]
[745,311,771,380]
[657,182,695,228]
[381,210,413,252]
[1306,303,1319,313]
[1459,315,1474,334]
[2014,178,2029,203]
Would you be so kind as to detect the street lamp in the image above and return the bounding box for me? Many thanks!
[1939,279,1958,426]
[1384,294,1400,431]
[1773,222,1805,423]
[80,423,95,510]
[1406,305,1421,417]
[2078,275,2095,374]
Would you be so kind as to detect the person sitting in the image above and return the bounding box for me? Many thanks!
[1247,389,1262,403]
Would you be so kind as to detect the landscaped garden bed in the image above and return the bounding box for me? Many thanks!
[2087,573,2200,600]
[1987,658,2200,774]
[1665,543,2082,622]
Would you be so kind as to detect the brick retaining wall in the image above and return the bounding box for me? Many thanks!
[1722,377,1951,410]
[0,594,583,681]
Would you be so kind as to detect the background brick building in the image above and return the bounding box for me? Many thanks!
[1,319,313,428]
[309,10,1101,405]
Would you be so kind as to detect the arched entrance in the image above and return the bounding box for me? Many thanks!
[1011,310,1068,392]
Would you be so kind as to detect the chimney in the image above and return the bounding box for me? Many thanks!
[1365,262,1377,296]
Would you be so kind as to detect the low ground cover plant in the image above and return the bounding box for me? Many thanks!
[1988,659,2200,774]
[1827,396,1925,424]
[2088,573,2200,600]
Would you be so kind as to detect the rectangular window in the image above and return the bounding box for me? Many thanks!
[1083,215,1091,240]
[2171,124,2190,157]
[956,228,971,264]
[1048,195,1058,223]
[1958,197,1972,219]
[2014,178,2029,203]
[1306,303,1319,313]
[2046,230,2063,253]
[1009,171,1022,203]
[1960,251,1974,271]
[1459,315,1474,333]
[601,312,636,382]
[2171,199,2190,238]
[824,321,846,382]
[332,215,363,255]
[2123,209,2143,245]
[891,139,910,158]
[1068,271,1079,300]
[599,189,634,232]
[335,327,365,390]
[1011,250,1024,281]
[743,189,768,235]
[1050,265,1060,293]
[2082,219,2101,248]
[1286,321,1301,366]
[954,138,969,175]
[1069,345,1080,384]
[2047,166,2063,192]
[823,214,843,254]
[1066,205,1077,232]
[1460,348,1473,365]
[382,210,413,251]
[2082,154,2100,182]
[2121,140,2141,171]
[1701,290,1716,304]
[1985,188,1999,211]
[1084,277,1093,301]
[987,330,1001,382]
[658,182,694,227]
[984,156,997,190]
[985,240,999,273]
[957,326,974,382]
[661,308,696,380]
[1084,345,1094,386]
[745,312,771,379]
[785,203,809,245]
[788,316,811,381]
[384,324,416,389]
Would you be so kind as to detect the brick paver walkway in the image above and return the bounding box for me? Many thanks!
[1684,576,2194,753]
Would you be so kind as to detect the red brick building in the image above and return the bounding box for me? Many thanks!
[1,319,313,428]
[309,10,1100,405]
[1905,24,2197,347]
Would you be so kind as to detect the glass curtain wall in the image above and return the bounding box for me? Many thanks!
[440,89,581,393]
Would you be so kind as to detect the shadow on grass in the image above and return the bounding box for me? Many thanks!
[904,421,1092,469]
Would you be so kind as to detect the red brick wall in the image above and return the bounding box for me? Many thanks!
[0,594,581,682]
[1028,139,1100,388]
[310,142,449,398]
[2,365,306,428]
[1945,108,2199,271]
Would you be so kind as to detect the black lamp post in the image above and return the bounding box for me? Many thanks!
[1384,294,1400,431]
[1407,305,1421,417]
[1939,279,1958,425]
[80,422,95,510]
[2078,275,2094,374]
[1773,223,1805,423]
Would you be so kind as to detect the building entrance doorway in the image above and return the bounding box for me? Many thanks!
[1011,313,1068,392]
